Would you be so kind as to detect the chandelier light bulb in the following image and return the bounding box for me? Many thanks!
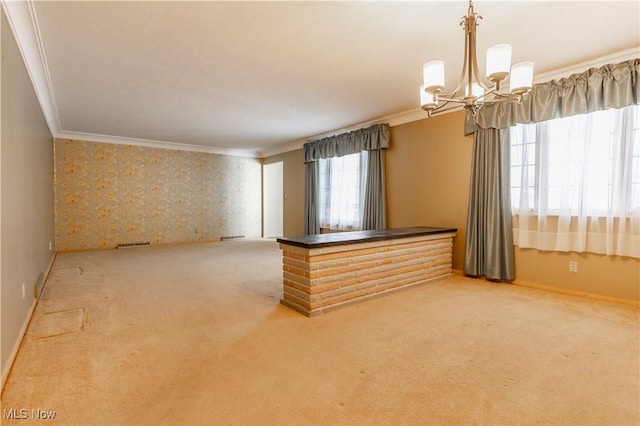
[486,44,512,83]
[423,61,445,94]
[510,62,534,95]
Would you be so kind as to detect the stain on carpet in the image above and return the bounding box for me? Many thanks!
[29,308,85,340]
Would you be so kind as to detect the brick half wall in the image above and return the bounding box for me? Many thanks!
[279,232,456,316]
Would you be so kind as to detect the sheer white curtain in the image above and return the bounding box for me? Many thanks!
[318,152,368,231]
[511,104,640,258]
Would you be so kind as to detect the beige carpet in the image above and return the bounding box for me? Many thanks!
[1,239,638,425]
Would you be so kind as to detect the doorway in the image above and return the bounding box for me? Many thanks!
[263,161,283,238]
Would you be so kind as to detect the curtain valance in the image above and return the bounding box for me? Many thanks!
[304,123,390,163]
[465,59,640,135]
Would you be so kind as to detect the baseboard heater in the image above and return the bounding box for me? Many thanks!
[116,242,151,249]
[221,235,244,241]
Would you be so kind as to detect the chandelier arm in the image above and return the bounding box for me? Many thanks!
[483,94,524,104]
[474,87,496,101]
[491,91,520,100]
[427,103,465,117]
[436,97,470,104]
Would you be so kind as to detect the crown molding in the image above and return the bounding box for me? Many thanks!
[262,49,640,158]
[259,108,431,158]
[2,0,258,159]
[258,140,306,158]
[4,0,638,159]
[533,47,639,84]
[56,131,260,158]
[2,0,432,160]
[2,0,60,136]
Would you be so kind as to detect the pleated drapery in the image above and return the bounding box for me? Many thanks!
[464,128,515,280]
[304,123,390,162]
[303,123,390,235]
[464,60,640,135]
[362,149,387,230]
[463,59,640,276]
[303,161,320,235]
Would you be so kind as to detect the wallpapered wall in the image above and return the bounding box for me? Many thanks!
[54,139,261,251]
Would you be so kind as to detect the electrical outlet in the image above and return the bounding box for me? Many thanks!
[49,241,53,251]
[22,282,26,299]
[569,261,578,273]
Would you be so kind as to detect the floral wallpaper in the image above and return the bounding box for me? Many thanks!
[54,139,261,251]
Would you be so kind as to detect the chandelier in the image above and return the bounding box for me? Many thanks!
[420,0,534,116]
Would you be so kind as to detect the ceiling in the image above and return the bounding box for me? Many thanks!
[4,1,639,157]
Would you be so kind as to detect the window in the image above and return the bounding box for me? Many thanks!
[318,152,367,231]
[510,123,536,210]
[510,104,640,257]
[511,104,640,216]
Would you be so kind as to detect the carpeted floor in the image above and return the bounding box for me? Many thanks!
[1,239,638,425]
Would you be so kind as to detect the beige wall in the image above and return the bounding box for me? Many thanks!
[1,9,56,386]
[515,249,638,301]
[387,111,472,270]
[54,139,262,251]
[266,110,639,302]
[263,149,305,237]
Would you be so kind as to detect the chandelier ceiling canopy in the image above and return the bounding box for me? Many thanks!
[420,0,534,117]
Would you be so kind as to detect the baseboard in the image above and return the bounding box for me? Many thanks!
[43,251,57,285]
[56,238,223,253]
[453,268,639,307]
[56,246,117,254]
[1,298,37,394]
[512,279,639,307]
[1,252,57,394]
[149,239,222,248]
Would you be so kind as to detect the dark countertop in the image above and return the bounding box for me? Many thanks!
[277,226,457,249]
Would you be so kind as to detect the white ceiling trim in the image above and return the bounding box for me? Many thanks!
[2,0,259,159]
[56,130,261,158]
[4,1,638,160]
[2,0,60,135]
[2,0,433,159]
[259,108,429,158]
[533,47,639,83]
[250,48,640,158]
[57,132,261,158]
